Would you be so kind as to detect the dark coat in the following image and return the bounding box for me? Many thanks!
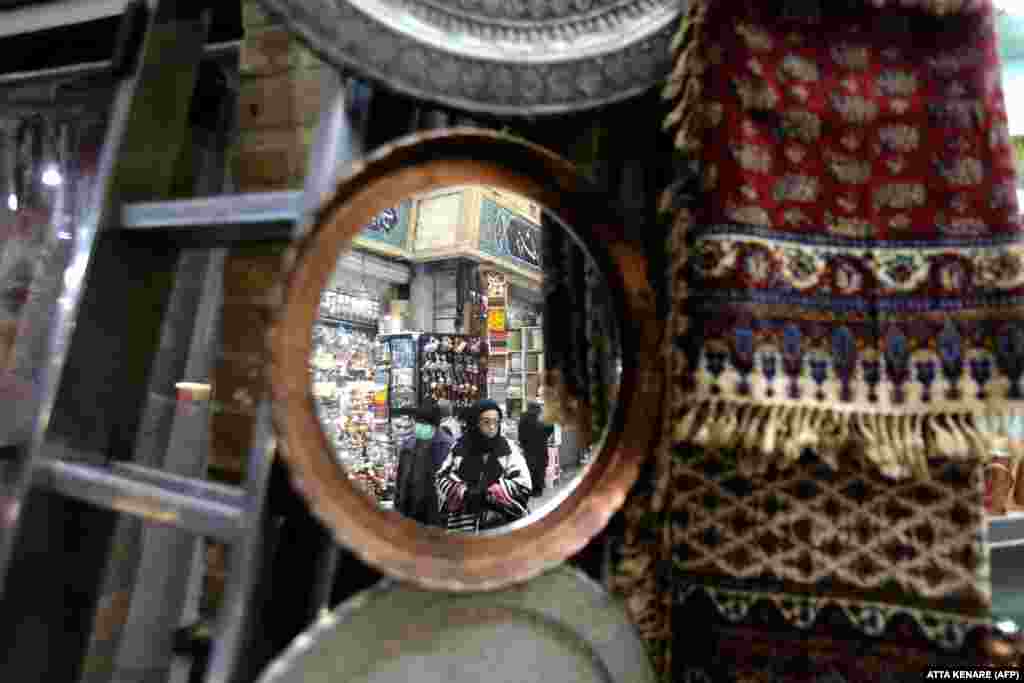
[518,406,554,496]
[435,401,532,531]
[393,430,454,526]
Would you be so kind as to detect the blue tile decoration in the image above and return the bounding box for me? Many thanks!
[478,197,542,273]
[359,199,411,249]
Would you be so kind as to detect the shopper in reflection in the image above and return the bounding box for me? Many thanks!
[435,399,532,532]
[394,401,454,526]
[518,401,554,498]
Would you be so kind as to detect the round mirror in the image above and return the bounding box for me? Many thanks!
[269,129,658,590]
[309,188,620,535]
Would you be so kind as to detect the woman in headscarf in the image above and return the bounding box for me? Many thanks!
[435,399,532,533]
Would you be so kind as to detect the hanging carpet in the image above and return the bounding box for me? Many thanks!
[662,0,1024,478]
[610,444,1006,681]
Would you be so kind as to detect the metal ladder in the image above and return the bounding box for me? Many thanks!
[0,1,370,681]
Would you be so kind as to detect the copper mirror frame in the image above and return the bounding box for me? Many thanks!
[267,128,660,591]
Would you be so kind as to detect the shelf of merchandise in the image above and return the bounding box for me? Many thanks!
[505,326,543,420]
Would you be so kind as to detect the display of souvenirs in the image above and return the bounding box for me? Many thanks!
[377,335,418,414]
[311,317,392,502]
[311,323,377,446]
[506,303,540,329]
[341,432,398,504]
[391,368,416,412]
[311,323,374,383]
[330,385,398,504]
[339,383,377,446]
[418,334,488,410]
[484,271,508,357]
[484,271,507,299]
[320,287,381,325]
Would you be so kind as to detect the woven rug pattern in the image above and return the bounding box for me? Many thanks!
[662,0,1024,477]
[673,598,997,683]
[611,445,995,680]
[669,448,989,606]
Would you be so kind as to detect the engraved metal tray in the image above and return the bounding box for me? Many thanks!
[259,0,680,116]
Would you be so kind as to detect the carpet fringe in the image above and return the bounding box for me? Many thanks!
[670,400,1017,479]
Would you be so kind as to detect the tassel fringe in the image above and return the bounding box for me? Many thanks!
[661,0,710,155]
[670,401,1016,479]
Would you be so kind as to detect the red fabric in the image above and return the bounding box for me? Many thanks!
[665,0,1024,452]
[698,1,1018,243]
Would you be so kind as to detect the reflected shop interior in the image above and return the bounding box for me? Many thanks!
[308,184,620,534]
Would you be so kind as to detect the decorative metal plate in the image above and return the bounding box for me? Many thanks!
[259,0,680,116]
[256,566,657,683]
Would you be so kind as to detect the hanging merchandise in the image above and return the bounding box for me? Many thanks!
[319,286,381,325]
[309,307,395,503]
[377,332,489,418]
[417,333,488,410]
[310,324,378,435]
[486,307,506,333]
[378,334,418,416]
[484,270,508,354]
[335,386,396,503]
[661,0,1024,479]
[616,0,1024,680]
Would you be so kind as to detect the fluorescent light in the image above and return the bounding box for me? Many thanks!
[57,231,72,240]
[6,194,16,212]
[41,165,62,187]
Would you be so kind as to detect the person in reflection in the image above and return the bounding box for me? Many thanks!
[393,400,454,526]
[518,401,554,498]
[435,399,532,532]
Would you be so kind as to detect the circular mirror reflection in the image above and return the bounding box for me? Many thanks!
[309,185,621,534]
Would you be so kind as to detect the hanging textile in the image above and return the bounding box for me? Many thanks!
[609,454,674,678]
[662,0,1024,478]
[668,447,1003,681]
[611,444,1006,681]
